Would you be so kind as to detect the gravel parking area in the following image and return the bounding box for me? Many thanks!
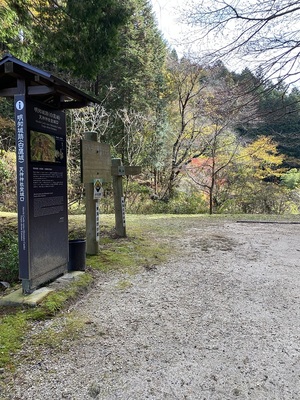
[1,220,300,399]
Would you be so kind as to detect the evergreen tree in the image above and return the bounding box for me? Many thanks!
[0,0,34,59]
[235,71,300,165]
[34,0,129,79]
[96,0,167,162]
[1,0,129,79]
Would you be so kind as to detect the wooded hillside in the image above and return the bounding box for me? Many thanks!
[1,0,300,214]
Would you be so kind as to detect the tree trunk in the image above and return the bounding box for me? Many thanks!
[209,174,215,215]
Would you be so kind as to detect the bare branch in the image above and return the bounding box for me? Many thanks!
[183,0,300,84]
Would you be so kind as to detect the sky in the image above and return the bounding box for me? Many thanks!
[149,0,300,84]
[149,0,266,78]
[149,0,228,62]
[150,0,231,65]
[150,0,189,54]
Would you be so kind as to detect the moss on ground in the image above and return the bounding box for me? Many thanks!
[0,272,93,370]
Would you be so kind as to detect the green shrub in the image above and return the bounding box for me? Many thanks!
[139,191,207,214]
[0,151,17,212]
[219,182,299,215]
[0,231,19,283]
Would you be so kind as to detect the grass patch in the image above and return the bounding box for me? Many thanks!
[115,279,133,290]
[0,272,93,370]
[68,214,86,240]
[0,311,28,369]
[88,233,171,275]
[33,273,93,319]
[31,313,87,352]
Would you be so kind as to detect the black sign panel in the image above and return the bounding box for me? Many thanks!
[15,99,68,292]
[15,95,29,281]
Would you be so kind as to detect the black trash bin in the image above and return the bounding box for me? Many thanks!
[68,239,86,272]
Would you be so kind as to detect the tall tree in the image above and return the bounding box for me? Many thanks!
[228,136,286,213]
[161,59,256,201]
[231,66,300,159]
[239,83,300,163]
[0,0,34,59]
[35,0,129,79]
[1,0,129,79]
[161,57,209,199]
[97,0,167,163]
[186,130,240,214]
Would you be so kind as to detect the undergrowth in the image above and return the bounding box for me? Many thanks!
[0,226,19,284]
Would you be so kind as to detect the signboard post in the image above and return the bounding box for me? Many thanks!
[15,89,29,286]
[111,158,141,237]
[81,143,141,241]
[81,133,111,255]
[0,54,101,295]
[15,96,68,293]
[93,179,103,243]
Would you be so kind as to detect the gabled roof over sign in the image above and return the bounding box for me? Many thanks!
[0,54,100,109]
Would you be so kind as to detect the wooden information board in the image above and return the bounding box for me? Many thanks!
[81,140,111,183]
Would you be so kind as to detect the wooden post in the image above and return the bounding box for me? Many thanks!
[111,160,141,238]
[84,132,99,255]
[112,158,126,237]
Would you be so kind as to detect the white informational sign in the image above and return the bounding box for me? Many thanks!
[96,200,100,242]
[121,196,126,227]
[93,178,104,200]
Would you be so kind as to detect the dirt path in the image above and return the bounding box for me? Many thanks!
[1,220,300,399]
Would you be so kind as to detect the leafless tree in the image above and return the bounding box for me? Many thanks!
[185,71,252,214]
[161,58,257,200]
[114,108,154,166]
[161,58,209,199]
[183,0,300,85]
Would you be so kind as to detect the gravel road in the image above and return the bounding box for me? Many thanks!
[1,219,300,399]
